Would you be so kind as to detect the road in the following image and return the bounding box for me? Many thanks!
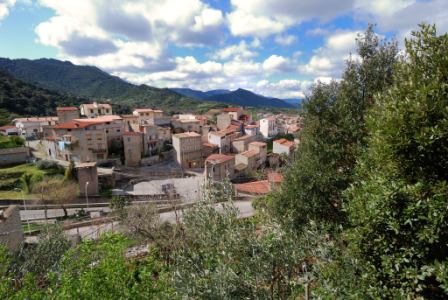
[65,200,255,240]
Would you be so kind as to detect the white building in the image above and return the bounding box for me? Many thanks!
[13,117,58,139]
[260,117,278,139]
[80,102,112,118]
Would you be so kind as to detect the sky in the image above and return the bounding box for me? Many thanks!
[0,0,447,99]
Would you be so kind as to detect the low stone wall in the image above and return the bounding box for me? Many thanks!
[0,147,29,166]
[0,206,24,251]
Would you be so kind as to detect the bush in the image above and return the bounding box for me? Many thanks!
[36,160,59,170]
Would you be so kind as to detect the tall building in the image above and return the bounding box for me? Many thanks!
[123,132,143,167]
[260,117,278,138]
[80,102,113,118]
[172,132,202,168]
[56,107,80,123]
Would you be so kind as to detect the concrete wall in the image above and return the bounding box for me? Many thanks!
[77,164,99,196]
[0,147,29,166]
[0,206,24,252]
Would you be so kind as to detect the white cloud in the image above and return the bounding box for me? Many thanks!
[274,34,297,46]
[255,79,312,98]
[213,41,257,60]
[262,55,293,73]
[227,0,353,38]
[300,30,360,77]
[355,0,415,17]
[0,0,16,21]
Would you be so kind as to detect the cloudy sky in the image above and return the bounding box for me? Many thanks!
[0,0,447,99]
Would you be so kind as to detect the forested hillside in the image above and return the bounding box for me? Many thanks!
[0,70,89,125]
[0,58,225,114]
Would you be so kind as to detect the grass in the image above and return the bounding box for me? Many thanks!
[0,163,64,200]
[0,135,25,149]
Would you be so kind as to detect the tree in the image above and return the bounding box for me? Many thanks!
[271,25,398,230]
[48,179,79,217]
[64,160,76,181]
[338,24,448,298]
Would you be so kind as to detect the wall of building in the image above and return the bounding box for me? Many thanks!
[123,134,142,167]
[0,206,24,252]
[77,164,99,196]
[0,147,29,166]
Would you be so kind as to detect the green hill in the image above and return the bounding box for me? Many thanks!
[0,70,91,125]
[0,58,224,114]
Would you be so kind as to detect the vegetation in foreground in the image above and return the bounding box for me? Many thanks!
[1,24,447,299]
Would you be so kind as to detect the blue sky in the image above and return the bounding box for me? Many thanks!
[0,0,447,98]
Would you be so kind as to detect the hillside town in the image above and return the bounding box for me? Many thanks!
[1,103,301,191]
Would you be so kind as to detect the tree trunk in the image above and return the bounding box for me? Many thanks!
[61,205,68,218]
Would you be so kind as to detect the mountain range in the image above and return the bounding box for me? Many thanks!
[170,88,300,108]
[0,58,300,115]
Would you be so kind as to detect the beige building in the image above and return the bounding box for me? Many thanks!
[273,138,296,160]
[57,107,80,123]
[248,141,267,168]
[172,118,201,133]
[77,162,99,196]
[208,128,241,154]
[80,102,112,118]
[122,114,140,132]
[123,132,143,167]
[13,117,58,139]
[205,154,235,181]
[222,107,243,121]
[232,135,255,153]
[133,109,164,124]
[235,150,258,173]
[217,113,232,131]
[172,132,203,168]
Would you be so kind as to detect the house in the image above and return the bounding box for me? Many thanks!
[123,132,143,167]
[202,142,218,160]
[172,132,203,168]
[222,107,243,121]
[244,124,259,137]
[133,108,164,125]
[0,125,19,136]
[172,118,201,133]
[234,172,284,196]
[273,138,296,160]
[260,117,278,138]
[235,150,258,173]
[122,114,140,132]
[217,113,232,131]
[205,154,235,181]
[231,135,255,153]
[76,162,99,196]
[248,141,267,168]
[80,102,112,118]
[56,107,80,123]
[208,128,241,154]
[13,117,58,139]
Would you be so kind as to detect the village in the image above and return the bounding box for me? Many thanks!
[2,103,301,193]
[0,102,302,248]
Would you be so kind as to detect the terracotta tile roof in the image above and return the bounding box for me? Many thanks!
[240,149,258,158]
[267,172,283,183]
[13,117,58,123]
[57,106,78,111]
[44,136,57,141]
[234,135,251,141]
[274,138,295,148]
[235,180,270,195]
[203,142,218,148]
[0,125,16,130]
[90,115,122,122]
[53,120,96,129]
[206,154,234,164]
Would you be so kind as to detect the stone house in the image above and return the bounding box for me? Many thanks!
[231,134,255,153]
[172,132,203,168]
[273,138,296,160]
[248,141,267,168]
[56,107,80,123]
[80,102,112,118]
[205,154,235,181]
[235,150,258,173]
[13,117,58,139]
[76,162,99,196]
[123,132,143,167]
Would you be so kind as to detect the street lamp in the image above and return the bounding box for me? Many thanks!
[15,188,31,233]
[85,181,90,211]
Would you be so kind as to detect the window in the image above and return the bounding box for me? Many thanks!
[90,109,94,114]
[117,129,121,132]
[127,137,131,142]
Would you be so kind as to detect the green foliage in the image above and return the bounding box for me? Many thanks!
[339,24,448,298]
[0,70,89,117]
[64,160,76,181]
[20,173,32,194]
[110,195,131,212]
[0,135,24,149]
[272,25,398,230]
